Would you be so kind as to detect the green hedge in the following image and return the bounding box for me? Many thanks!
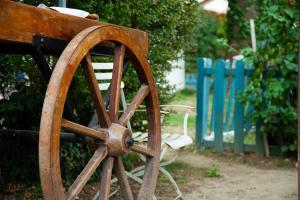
[0,0,201,184]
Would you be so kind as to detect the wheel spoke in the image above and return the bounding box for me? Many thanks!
[66,146,107,199]
[118,84,150,126]
[109,44,125,122]
[98,156,114,200]
[61,118,107,141]
[114,156,134,200]
[131,144,155,157]
[83,53,111,128]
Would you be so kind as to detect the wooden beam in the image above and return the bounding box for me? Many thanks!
[0,0,148,56]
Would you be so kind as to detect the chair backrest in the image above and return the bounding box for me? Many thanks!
[92,62,131,130]
[92,63,125,91]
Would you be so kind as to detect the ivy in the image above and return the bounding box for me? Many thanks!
[240,0,299,155]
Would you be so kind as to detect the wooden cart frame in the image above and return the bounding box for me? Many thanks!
[0,1,161,199]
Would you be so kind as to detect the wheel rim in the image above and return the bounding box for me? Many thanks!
[39,25,161,200]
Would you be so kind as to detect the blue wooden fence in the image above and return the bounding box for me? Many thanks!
[196,58,264,155]
[185,73,197,89]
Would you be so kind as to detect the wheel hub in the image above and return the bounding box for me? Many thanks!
[105,123,133,156]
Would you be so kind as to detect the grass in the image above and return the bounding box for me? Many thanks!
[159,161,192,185]
[203,164,222,177]
[164,113,196,129]
[169,89,196,107]
[221,132,256,145]
[167,89,257,146]
[163,89,197,134]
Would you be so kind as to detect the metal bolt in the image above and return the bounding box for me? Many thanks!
[125,137,134,147]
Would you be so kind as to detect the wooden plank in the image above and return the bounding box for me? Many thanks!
[196,58,206,148]
[83,54,111,128]
[224,60,230,94]
[61,118,107,141]
[0,0,148,56]
[203,59,212,141]
[109,44,125,122]
[225,68,235,75]
[224,75,235,131]
[119,84,150,126]
[204,67,215,75]
[224,61,232,132]
[213,59,225,152]
[233,60,245,154]
[66,146,107,199]
[98,157,114,200]
[203,140,257,153]
[114,157,134,200]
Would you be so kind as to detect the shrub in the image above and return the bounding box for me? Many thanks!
[240,0,299,156]
[0,0,201,183]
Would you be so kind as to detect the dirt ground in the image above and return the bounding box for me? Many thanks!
[176,151,297,200]
[0,150,297,200]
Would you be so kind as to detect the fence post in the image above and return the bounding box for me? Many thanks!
[213,59,225,152]
[233,60,245,154]
[196,58,206,148]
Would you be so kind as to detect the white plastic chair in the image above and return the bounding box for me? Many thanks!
[90,62,194,199]
[131,105,194,200]
[88,62,131,131]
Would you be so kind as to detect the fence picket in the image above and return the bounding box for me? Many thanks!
[196,58,206,148]
[203,59,212,140]
[233,60,245,154]
[213,59,225,152]
[195,58,266,155]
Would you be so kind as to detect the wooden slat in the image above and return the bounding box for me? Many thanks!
[225,68,235,76]
[119,84,150,126]
[212,60,225,153]
[131,145,155,157]
[204,68,215,75]
[224,76,235,131]
[223,61,231,131]
[95,72,112,80]
[98,157,114,200]
[109,44,125,122]
[92,63,114,70]
[66,146,107,199]
[61,119,107,141]
[196,58,210,147]
[0,0,148,56]
[98,82,124,91]
[83,54,111,128]
[114,157,134,200]
[233,60,245,154]
[203,140,257,153]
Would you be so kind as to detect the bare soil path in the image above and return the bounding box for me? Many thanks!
[177,151,297,200]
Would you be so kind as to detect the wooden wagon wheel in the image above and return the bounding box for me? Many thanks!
[39,25,161,200]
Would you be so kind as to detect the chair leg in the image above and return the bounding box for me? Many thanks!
[88,112,98,127]
[159,167,183,199]
[160,153,178,167]
[125,171,157,200]
[92,176,120,200]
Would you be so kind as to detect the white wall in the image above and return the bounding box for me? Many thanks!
[166,52,185,92]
